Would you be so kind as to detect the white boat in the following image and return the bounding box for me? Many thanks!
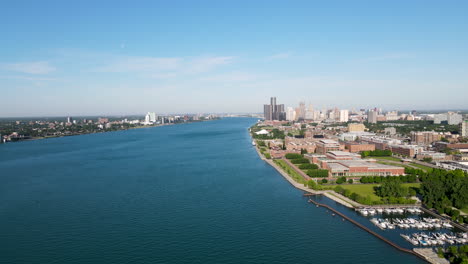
[443,223,453,229]
[252,141,256,146]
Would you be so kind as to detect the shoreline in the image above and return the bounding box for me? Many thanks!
[1,119,217,144]
[251,138,356,208]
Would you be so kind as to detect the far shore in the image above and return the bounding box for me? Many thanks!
[2,119,216,144]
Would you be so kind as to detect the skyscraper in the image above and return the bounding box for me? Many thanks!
[339,110,349,122]
[447,112,462,125]
[263,97,285,121]
[286,107,296,121]
[148,112,157,122]
[297,102,306,120]
[367,110,377,124]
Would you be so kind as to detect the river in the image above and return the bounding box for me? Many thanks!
[0,118,424,263]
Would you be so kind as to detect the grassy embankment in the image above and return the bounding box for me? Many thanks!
[338,183,421,203]
[273,160,307,185]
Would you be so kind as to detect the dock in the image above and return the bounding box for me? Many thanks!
[307,198,433,263]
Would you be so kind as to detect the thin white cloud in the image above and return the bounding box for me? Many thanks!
[186,56,234,73]
[267,52,292,60]
[0,75,57,81]
[94,55,234,77]
[95,57,182,72]
[1,61,56,74]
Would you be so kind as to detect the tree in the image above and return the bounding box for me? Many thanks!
[376,180,408,198]
[285,153,303,159]
[422,157,433,163]
[299,163,318,170]
[336,177,347,184]
[291,158,310,164]
[348,179,353,184]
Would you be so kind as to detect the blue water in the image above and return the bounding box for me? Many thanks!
[0,118,424,263]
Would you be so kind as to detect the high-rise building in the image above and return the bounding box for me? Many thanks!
[148,112,157,122]
[297,102,306,120]
[286,107,296,121]
[447,112,463,125]
[385,111,399,121]
[433,113,447,124]
[461,120,468,137]
[339,110,349,122]
[305,104,314,120]
[263,97,286,121]
[367,110,377,124]
[67,116,73,123]
[144,113,151,124]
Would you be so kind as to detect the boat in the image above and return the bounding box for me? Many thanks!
[252,140,256,146]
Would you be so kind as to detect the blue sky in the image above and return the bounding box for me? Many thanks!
[1,0,467,116]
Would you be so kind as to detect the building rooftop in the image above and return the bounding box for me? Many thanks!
[320,139,338,144]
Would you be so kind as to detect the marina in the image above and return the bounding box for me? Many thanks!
[357,207,422,216]
[401,232,468,247]
[370,217,453,230]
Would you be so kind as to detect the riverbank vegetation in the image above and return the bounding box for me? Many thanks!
[437,245,468,264]
[250,124,285,139]
[419,169,468,223]
[273,160,307,185]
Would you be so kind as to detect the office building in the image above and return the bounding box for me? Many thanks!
[297,102,306,120]
[315,139,344,154]
[367,110,377,124]
[345,142,376,153]
[447,112,463,125]
[339,110,349,122]
[461,120,468,137]
[148,112,157,123]
[433,113,447,124]
[348,123,365,132]
[286,107,296,121]
[410,131,442,145]
[263,97,286,121]
[384,127,397,135]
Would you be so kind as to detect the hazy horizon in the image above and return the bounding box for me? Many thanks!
[1,1,467,116]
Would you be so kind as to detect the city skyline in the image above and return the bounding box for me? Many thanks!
[1,1,468,117]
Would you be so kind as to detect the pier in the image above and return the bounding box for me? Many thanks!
[307,198,433,263]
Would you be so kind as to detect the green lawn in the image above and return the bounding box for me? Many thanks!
[366,156,402,162]
[460,208,468,214]
[409,163,433,172]
[339,183,420,203]
[375,161,410,168]
[273,160,307,184]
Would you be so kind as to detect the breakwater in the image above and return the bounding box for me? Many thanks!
[307,198,434,263]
